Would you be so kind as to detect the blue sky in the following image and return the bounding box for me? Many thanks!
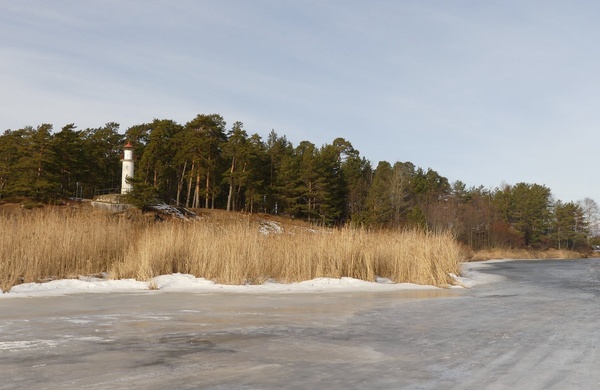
[2,1,600,203]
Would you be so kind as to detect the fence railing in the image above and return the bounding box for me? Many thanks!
[94,188,121,196]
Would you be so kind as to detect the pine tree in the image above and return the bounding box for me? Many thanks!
[83,123,124,194]
[553,201,588,250]
[390,161,416,226]
[137,119,183,202]
[505,183,552,247]
[265,130,293,214]
[343,153,372,224]
[51,124,88,198]
[223,122,250,211]
[10,124,59,201]
[183,114,227,208]
[0,129,27,199]
[363,161,393,227]
[298,141,325,222]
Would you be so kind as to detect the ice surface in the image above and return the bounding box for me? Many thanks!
[2,259,600,389]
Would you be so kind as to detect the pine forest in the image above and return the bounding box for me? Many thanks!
[1,114,597,251]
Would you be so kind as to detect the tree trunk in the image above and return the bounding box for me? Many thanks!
[205,170,210,209]
[176,159,187,206]
[205,156,211,209]
[235,161,247,212]
[185,160,195,208]
[226,157,235,211]
[194,169,201,209]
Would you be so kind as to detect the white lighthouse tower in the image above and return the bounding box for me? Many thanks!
[121,142,134,194]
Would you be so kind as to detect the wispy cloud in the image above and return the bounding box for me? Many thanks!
[1,1,600,201]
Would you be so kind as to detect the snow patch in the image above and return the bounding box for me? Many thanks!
[148,203,199,220]
[6,278,148,297]
[1,261,507,298]
[152,274,216,290]
[3,274,438,297]
[259,220,284,235]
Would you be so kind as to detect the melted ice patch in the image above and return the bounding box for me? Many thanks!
[0,339,59,351]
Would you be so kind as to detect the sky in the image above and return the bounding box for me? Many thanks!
[2,1,600,203]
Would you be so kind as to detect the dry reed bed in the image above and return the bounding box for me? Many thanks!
[1,209,463,292]
[470,248,584,262]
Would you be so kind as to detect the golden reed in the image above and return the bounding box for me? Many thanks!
[1,208,463,292]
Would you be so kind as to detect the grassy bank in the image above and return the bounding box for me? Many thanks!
[0,206,463,292]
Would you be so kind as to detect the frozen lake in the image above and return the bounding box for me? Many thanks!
[2,259,600,389]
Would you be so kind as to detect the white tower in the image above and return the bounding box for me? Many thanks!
[121,142,134,194]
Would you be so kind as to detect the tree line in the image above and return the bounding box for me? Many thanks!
[1,114,598,250]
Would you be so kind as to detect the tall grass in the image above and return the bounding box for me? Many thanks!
[469,247,583,261]
[1,208,463,292]
[0,208,131,292]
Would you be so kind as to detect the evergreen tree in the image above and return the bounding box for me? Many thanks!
[410,167,450,229]
[0,129,27,199]
[124,123,152,162]
[552,201,588,250]
[51,124,88,198]
[183,114,227,208]
[243,133,269,213]
[289,141,320,221]
[502,183,552,247]
[124,176,160,209]
[137,119,183,202]
[10,124,59,201]
[82,122,124,194]
[343,153,372,224]
[222,121,250,211]
[265,130,293,214]
[363,161,393,227]
[276,144,303,218]
[390,161,416,226]
[314,141,347,225]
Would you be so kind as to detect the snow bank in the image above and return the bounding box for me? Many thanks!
[5,277,148,297]
[151,274,439,293]
[1,261,504,298]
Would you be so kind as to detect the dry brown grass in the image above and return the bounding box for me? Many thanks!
[112,224,462,287]
[0,206,133,292]
[0,205,463,292]
[470,247,584,262]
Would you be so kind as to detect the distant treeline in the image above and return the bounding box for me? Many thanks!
[1,114,598,250]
